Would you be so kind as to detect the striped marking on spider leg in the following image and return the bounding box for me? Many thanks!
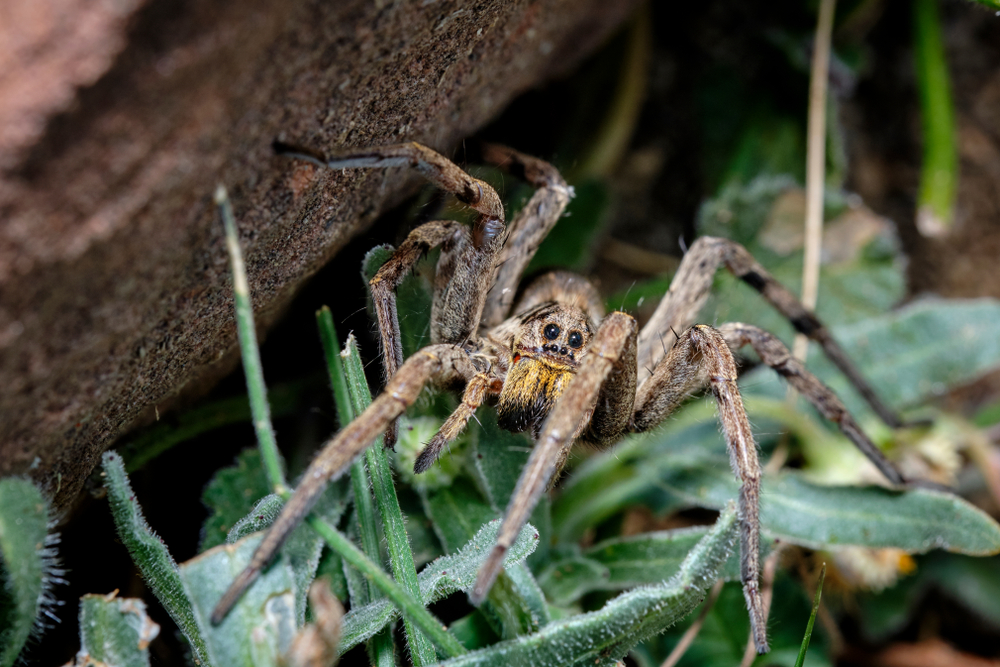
[718,322,905,486]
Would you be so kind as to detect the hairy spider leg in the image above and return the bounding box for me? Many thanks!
[631,324,768,653]
[210,344,478,624]
[471,312,638,605]
[277,141,507,446]
[717,323,904,485]
[478,144,574,328]
[636,236,907,430]
[414,371,492,473]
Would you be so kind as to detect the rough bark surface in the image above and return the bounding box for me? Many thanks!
[0,0,637,509]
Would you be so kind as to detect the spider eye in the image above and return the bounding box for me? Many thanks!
[543,323,561,340]
[567,331,584,348]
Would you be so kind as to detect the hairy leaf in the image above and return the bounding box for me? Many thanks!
[179,534,297,667]
[0,478,61,667]
[201,448,272,551]
[101,451,212,666]
[436,507,739,667]
[75,594,160,667]
[538,525,770,606]
[339,519,539,653]
[658,462,1000,555]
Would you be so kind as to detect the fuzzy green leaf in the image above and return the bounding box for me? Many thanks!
[809,298,1000,417]
[658,462,1000,555]
[179,534,297,667]
[339,518,539,653]
[435,507,739,667]
[224,484,347,625]
[0,477,58,667]
[538,525,772,606]
[200,448,272,551]
[101,451,212,666]
[76,594,159,667]
[422,478,498,553]
[422,474,549,637]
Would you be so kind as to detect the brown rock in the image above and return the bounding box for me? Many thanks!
[0,0,637,509]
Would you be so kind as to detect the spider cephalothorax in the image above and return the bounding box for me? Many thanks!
[496,299,596,435]
[212,141,909,654]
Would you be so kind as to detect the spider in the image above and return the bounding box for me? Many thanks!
[211,141,907,653]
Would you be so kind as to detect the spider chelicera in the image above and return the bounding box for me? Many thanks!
[211,141,906,653]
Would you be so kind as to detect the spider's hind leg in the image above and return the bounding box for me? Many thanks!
[635,236,906,430]
[279,141,509,445]
[718,322,905,485]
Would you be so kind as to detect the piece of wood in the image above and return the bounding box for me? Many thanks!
[0,0,638,509]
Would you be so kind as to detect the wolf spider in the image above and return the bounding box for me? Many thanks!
[212,141,907,653]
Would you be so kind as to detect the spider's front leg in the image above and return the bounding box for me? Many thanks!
[632,325,768,653]
[211,344,478,624]
[472,312,638,604]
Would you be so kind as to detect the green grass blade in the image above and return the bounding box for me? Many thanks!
[101,451,213,666]
[215,184,286,494]
[341,333,437,664]
[913,0,958,236]
[794,564,826,667]
[316,307,355,427]
[315,309,392,667]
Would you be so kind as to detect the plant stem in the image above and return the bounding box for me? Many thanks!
[913,0,957,237]
[793,0,835,367]
[299,500,466,657]
[216,185,287,495]
[793,563,826,667]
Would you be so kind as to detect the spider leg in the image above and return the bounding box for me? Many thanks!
[635,236,905,429]
[211,343,477,625]
[717,322,905,485]
[278,141,512,444]
[478,144,574,328]
[275,140,504,224]
[631,324,768,654]
[413,372,491,473]
[471,312,637,605]
[369,220,465,445]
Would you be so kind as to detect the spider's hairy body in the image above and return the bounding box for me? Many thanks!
[213,141,909,656]
[495,293,597,436]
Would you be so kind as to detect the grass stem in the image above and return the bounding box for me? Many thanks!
[913,0,958,237]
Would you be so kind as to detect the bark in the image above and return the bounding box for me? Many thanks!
[0,0,637,509]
